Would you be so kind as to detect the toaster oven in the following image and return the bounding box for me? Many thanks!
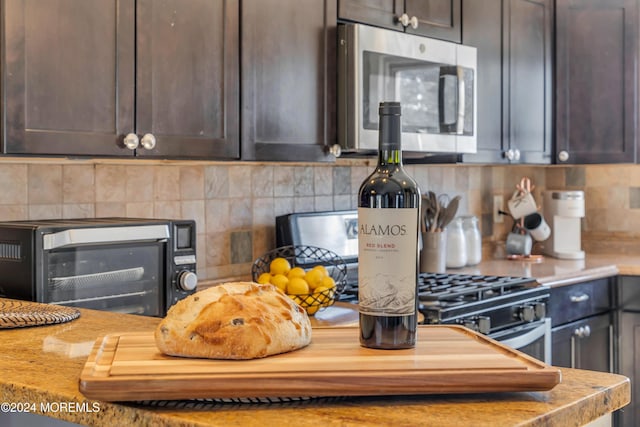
[0,218,197,317]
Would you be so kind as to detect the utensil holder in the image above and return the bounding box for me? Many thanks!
[420,232,447,273]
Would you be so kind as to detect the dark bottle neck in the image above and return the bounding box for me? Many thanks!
[378,113,402,167]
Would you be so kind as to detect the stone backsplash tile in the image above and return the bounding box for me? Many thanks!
[28,164,62,204]
[0,159,639,281]
[63,164,95,203]
[629,187,640,209]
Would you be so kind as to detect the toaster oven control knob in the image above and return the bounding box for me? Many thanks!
[515,305,535,322]
[178,271,198,291]
[123,133,139,150]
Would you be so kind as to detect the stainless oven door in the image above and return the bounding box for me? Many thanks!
[39,225,169,317]
[490,318,552,364]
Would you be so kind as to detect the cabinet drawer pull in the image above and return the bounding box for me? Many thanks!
[569,293,589,303]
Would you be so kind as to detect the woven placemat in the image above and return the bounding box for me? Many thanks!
[0,300,80,329]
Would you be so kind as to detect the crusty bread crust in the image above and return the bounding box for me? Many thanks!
[155,282,312,359]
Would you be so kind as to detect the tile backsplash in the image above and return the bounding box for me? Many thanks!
[0,158,636,281]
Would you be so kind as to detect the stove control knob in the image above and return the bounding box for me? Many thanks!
[462,319,477,331]
[476,316,491,334]
[533,302,546,319]
[178,271,198,291]
[516,305,535,322]
[461,316,491,334]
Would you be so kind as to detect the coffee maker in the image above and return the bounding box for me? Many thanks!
[542,190,585,259]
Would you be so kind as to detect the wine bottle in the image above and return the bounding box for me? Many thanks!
[357,101,421,349]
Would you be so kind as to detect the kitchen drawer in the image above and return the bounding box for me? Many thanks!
[549,278,612,327]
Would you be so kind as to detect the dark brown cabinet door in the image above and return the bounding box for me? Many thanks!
[619,311,640,427]
[241,0,336,161]
[405,0,460,42]
[135,0,239,159]
[338,0,403,31]
[338,0,461,43]
[555,0,638,164]
[3,0,135,156]
[551,313,613,372]
[462,0,552,164]
[2,0,239,159]
[503,0,552,164]
[460,0,505,163]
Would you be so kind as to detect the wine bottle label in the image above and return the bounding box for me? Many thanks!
[357,207,418,316]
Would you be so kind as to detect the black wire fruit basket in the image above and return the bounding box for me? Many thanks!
[251,245,348,315]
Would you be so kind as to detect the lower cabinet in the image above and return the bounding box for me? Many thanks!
[551,313,613,372]
[616,276,640,427]
[548,278,615,372]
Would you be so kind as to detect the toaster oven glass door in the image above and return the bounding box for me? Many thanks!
[41,242,164,317]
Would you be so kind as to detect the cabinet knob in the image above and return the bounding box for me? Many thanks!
[504,149,515,161]
[123,133,139,150]
[513,148,521,161]
[398,13,410,27]
[409,15,419,29]
[573,325,591,338]
[141,133,157,150]
[558,150,570,162]
[398,14,420,29]
[329,144,342,157]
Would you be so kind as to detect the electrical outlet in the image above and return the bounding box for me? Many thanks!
[493,195,504,223]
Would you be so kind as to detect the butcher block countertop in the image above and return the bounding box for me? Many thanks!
[0,298,630,427]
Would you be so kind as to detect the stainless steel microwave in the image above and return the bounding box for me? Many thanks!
[0,218,197,317]
[338,23,477,155]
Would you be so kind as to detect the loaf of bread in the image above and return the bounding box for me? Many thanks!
[155,282,312,359]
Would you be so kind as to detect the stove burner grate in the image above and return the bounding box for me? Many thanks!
[417,273,537,303]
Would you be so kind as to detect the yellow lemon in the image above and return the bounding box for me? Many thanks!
[311,265,328,277]
[314,285,335,306]
[269,257,291,275]
[304,268,325,290]
[287,277,310,295]
[270,274,289,292]
[305,305,320,315]
[288,294,304,306]
[321,276,336,289]
[257,272,272,284]
[287,266,306,279]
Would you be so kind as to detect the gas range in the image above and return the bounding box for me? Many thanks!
[276,210,550,341]
[339,273,548,335]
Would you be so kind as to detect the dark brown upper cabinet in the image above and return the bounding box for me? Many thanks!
[338,0,461,43]
[462,0,552,164]
[555,0,638,164]
[2,0,239,159]
[240,0,337,161]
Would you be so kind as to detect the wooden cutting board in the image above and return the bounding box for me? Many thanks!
[79,325,561,401]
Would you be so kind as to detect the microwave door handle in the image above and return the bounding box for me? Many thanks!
[438,66,463,134]
[456,66,465,134]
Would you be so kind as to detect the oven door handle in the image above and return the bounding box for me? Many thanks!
[43,225,170,250]
[497,318,551,364]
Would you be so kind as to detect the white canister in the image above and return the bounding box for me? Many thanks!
[462,216,482,265]
[446,217,467,268]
